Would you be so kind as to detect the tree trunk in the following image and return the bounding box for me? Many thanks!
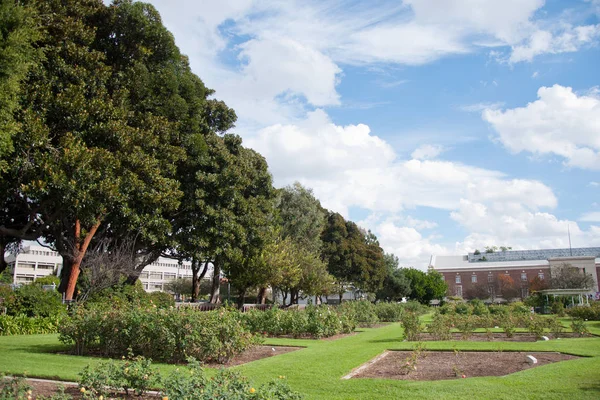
[209,259,221,304]
[192,260,210,302]
[64,219,101,301]
[237,287,246,309]
[257,287,267,304]
[0,238,7,274]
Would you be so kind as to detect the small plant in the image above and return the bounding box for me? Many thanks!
[570,318,589,337]
[400,312,422,341]
[0,376,32,400]
[527,315,547,340]
[452,364,465,378]
[484,327,495,341]
[455,315,477,340]
[428,312,452,341]
[500,315,516,338]
[548,316,564,338]
[37,386,73,400]
[399,343,426,375]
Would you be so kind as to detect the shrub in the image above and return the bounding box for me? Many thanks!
[403,300,429,315]
[428,312,453,340]
[551,301,565,316]
[400,312,422,341]
[241,305,355,339]
[340,301,379,327]
[570,318,590,337]
[374,302,404,322]
[567,303,600,321]
[0,314,61,335]
[147,291,175,309]
[79,355,157,397]
[33,275,61,287]
[0,375,31,400]
[500,315,516,338]
[454,315,477,339]
[526,315,547,339]
[508,302,530,315]
[469,299,490,316]
[454,303,471,315]
[547,316,564,338]
[488,305,509,316]
[1,284,65,318]
[161,359,304,400]
[60,306,260,363]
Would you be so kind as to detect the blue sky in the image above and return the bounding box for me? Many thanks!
[146,0,600,268]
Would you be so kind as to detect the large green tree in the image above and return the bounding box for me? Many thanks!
[321,212,386,300]
[376,253,411,301]
[404,267,447,304]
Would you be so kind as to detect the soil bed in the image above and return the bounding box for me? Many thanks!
[352,350,578,381]
[418,332,586,342]
[267,332,357,341]
[24,380,160,399]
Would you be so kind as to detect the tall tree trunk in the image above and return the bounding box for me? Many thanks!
[237,287,246,309]
[191,259,210,302]
[0,238,7,274]
[257,287,267,304]
[209,258,221,304]
[64,219,101,301]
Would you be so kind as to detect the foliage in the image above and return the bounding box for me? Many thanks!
[551,301,565,316]
[375,254,411,302]
[567,303,600,321]
[0,314,61,335]
[464,283,490,300]
[469,299,490,316]
[164,277,194,298]
[340,301,379,327]
[454,315,477,339]
[373,302,404,322]
[148,291,175,309]
[403,268,447,304]
[0,375,31,400]
[497,275,519,300]
[508,302,530,315]
[241,305,355,339]
[570,318,590,336]
[160,359,303,400]
[33,275,60,287]
[400,312,422,341]
[59,306,260,363]
[0,284,65,318]
[550,263,595,290]
[399,342,426,375]
[79,354,157,398]
[321,213,387,296]
[428,312,453,340]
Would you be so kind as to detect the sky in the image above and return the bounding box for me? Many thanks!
[143,0,600,269]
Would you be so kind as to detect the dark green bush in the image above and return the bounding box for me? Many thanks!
[373,302,404,322]
[147,291,175,308]
[0,284,65,318]
[0,314,62,335]
[400,312,422,341]
[59,306,260,363]
[340,301,379,327]
[567,303,600,320]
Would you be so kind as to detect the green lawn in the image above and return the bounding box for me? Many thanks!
[1,322,600,399]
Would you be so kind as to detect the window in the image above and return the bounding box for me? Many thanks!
[149,272,162,280]
[471,275,477,283]
[140,272,149,279]
[152,284,162,290]
[164,273,176,280]
[521,273,527,281]
[37,264,54,270]
[488,273,494,282]
[455,286,463,297]
[455,275,461,284]
[538,272,544,280]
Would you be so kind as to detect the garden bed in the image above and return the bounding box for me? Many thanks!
[350,350,578,381]
[21,380,160,400]
[418,332,588,342]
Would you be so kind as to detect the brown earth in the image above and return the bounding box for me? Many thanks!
[352,350,579,381]
[418,332,588,342]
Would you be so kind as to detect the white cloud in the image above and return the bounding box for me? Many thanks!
[411,144,445,160]
[509,24,600,63]
[580,212,600,222]
[483,85,600,170]
[589,181,600,187]
[146,0,600,128]
[532,71,539,78]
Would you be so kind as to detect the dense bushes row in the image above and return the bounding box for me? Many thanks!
[0,283,65,318]
[438,300,531,317]
[59,307,259,363]
[338,300,428,327]
[0,314,61,335]
[567,303,600,321]
[242,305,355,338]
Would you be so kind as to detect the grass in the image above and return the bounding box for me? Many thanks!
[1,320,599,399]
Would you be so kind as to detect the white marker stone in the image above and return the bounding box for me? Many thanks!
[526,355,538,364]
[541,336,550,341]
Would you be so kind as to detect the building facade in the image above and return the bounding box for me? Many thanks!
[5,245,63,284]
[4,246,210,293]
[431,247,600,301]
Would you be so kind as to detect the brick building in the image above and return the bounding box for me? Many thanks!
[430,247,600,301]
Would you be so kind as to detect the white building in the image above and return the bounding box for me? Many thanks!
[4,246,212,293]
[5,245,63,284]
